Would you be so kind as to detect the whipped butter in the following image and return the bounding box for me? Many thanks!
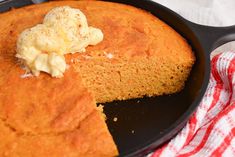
[16,6,103,77]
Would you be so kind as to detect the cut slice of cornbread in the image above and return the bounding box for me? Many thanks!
[0,68,118,157]
[0,108,117,157]
[65,1,195,103]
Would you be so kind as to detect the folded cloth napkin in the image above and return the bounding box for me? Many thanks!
[151,51,235,156]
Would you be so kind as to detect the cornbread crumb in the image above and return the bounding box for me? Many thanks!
[97,105,106,120]
[105,52,114,59]
[71,58,80,63]
[83,55,92,60]
[97,104,104,112]
[113,117,118,122]
[20,72,33,79]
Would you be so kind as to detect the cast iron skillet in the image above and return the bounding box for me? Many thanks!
[103,0,235,156]
[1,0,235,157]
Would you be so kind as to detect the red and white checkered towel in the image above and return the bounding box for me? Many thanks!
[152,51,235,157]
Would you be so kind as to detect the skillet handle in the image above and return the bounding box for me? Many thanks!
[185,21,235,54]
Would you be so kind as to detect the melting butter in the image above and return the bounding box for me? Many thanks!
[16,6,103,78]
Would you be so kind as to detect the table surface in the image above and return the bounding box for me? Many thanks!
[154,0,235,56]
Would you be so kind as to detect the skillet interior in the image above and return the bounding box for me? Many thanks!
[101,0,210,156]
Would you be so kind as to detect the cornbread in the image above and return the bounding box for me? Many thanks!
[0,66,118,156]
[16,6,103,78]
[0,1,195,156]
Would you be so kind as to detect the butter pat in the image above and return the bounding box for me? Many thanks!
[16,6,103,78]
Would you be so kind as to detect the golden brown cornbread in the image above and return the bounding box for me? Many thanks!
[0,107,117,157]
[0,1,195,103]
[0,1,195,156]
[0,67,118,157]
[69,1,195,102]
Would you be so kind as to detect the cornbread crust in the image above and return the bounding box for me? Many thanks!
[0,110,117,157]
[0,68,118,156]
[0,1,195,156]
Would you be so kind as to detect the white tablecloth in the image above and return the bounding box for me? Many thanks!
[153,0,235,54]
